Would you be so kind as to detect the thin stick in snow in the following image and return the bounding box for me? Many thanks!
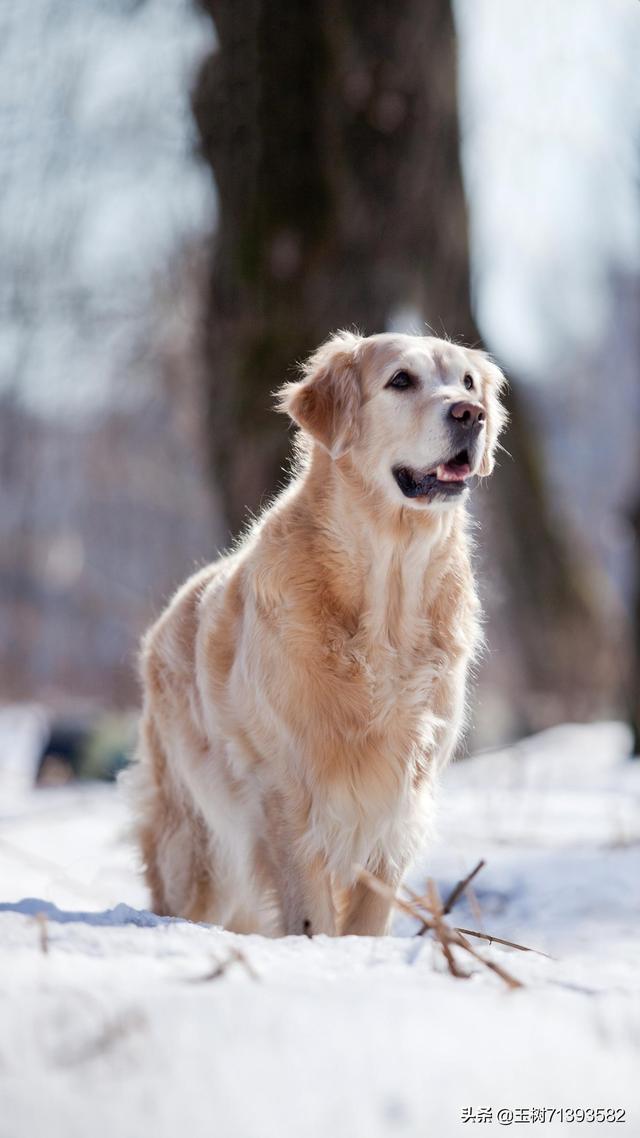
[442,858,486,914]
[453,927,554,959]
[355,864,527,989]
[190,947,259,983]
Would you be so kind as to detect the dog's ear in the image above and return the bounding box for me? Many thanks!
[277,331,363,458]
[477,356,508,476]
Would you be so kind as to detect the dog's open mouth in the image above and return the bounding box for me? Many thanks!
[392,450,471,499]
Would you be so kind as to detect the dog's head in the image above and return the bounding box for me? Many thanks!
[278,331,507,508]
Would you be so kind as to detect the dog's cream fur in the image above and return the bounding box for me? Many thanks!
[127,332,506,936]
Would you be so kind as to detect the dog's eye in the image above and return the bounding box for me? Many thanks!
[386,370,414,390]
[463,374,474,392]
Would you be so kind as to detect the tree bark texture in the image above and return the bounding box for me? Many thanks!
[193,0,473,530]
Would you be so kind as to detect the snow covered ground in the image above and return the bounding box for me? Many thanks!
[1,722,639,1138]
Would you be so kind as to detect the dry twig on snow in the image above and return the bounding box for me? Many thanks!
[190,947,259,983]
[356,862,549,989]
[33,912,49,955]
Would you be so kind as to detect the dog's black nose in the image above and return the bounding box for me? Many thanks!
[449,401,485,429]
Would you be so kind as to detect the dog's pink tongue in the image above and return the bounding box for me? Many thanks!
[437,462,470,482]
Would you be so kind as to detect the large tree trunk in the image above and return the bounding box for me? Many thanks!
[192,0,614,736]
[630,499,640,755]
[482,382,619,733]
[193,0,474,531]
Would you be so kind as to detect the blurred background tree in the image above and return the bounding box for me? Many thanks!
[192,0,476,526]
[631,499,640,753]
[192,0,619,738]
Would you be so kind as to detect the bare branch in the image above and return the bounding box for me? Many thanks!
[357,861,533,989]
[190,947,259,983]
[442,859,486,915]
[454,927,553,959]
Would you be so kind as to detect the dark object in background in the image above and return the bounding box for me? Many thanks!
[37,720,90,786]
[36,712,136,786]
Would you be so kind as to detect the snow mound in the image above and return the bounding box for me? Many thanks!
[0,898,174,928]
[1,722,639,1138]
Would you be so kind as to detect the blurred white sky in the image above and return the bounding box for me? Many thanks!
[1,1,640,412]
[455,0,640,375]
[0,0,215,417]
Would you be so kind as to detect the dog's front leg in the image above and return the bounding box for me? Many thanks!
[276,851,336,937]
[341,860,405,936]
[262,798,336,936]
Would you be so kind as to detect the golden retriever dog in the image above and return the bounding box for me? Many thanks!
[127,331,507,936]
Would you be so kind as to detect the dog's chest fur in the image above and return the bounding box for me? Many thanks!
[322,562,446,734]
[248,526,477,880]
